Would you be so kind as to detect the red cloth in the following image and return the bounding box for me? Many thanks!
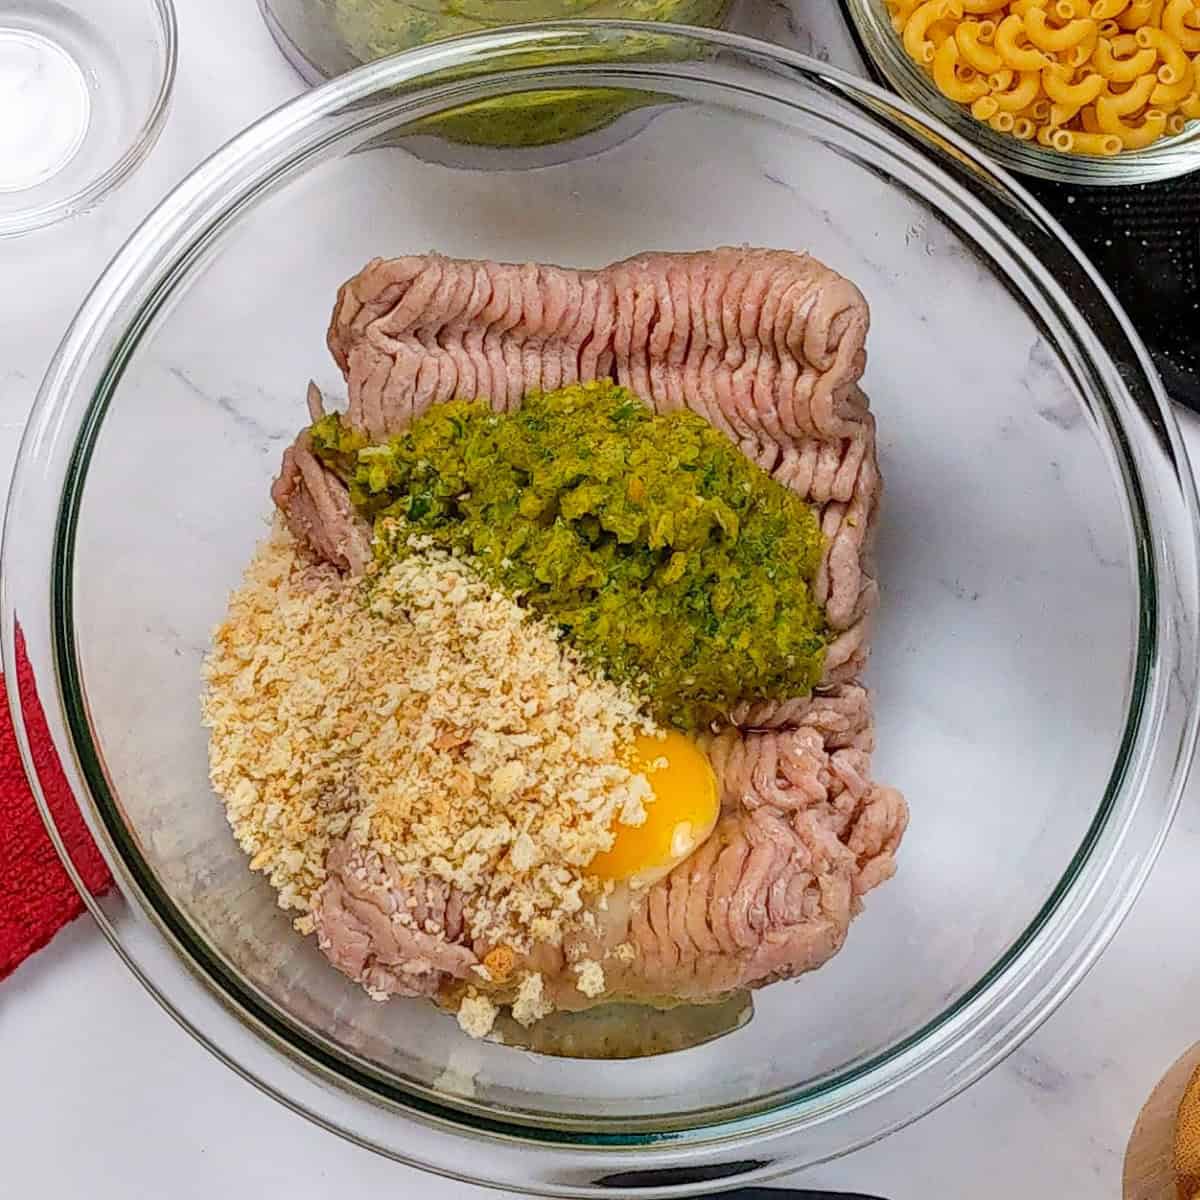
[0,634,111,979]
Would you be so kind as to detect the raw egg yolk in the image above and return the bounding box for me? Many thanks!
[588,731,720,887]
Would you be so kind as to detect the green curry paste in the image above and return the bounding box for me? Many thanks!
[311,381,827,731]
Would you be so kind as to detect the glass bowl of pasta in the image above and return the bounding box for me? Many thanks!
[6,21,1199,1196]
[847,0,1200,183]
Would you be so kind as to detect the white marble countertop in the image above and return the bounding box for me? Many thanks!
[2,1,1199,1197]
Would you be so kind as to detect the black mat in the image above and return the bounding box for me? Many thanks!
[1025,176,1200,406]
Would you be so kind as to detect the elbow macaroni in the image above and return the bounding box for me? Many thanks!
[996,13,1056,65]
[1025,8,1094,46]
[904,0,959,63]
[1164,0,1200,47]
[956,19,1007,68]
[1093,34,1159,79]
[934,37,993,98]
[993,67,1046,105]
[1042,63,1108,102]
[1116,0,1163,29]
[1066,23,1100,65]
[886,0,1200,154]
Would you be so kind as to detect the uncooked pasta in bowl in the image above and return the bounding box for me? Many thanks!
[847,0,1200,182]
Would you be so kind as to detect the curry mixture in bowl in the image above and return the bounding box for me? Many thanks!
[202,247,908,1043]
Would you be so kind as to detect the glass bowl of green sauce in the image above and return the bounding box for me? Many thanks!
[8,22,1198,1198]
[258,0,730,155]
[259,0,729,82]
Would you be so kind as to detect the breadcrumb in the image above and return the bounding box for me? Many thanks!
[574,959,606,998]
[203,522,657,963]
[511,971,553,1027]
[456,991,499,1039]
[612,942,636,963]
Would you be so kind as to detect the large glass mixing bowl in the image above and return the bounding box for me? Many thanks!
[5,23,1198,1198]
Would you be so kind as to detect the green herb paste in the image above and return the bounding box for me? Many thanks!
[311,381,827,731]
[331,0,728,64]
[327,1,728,149]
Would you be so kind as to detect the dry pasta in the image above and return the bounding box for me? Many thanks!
[957,19,1007,67]
[993,67,1046,106]
[1025,8,1093,47]
[1164,0,1200,48]
[1116,0,1158,29]
[1092,34,1158,80]
[1043,64,1107,103]
[996,13,1056,66]
[886,0,1200,154]
[934,37,994,98]
[1066,24,1100,66]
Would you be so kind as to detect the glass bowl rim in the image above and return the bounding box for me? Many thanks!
[5,20,1198,1189]
[841,0,1200,186]
[0,0,179,239]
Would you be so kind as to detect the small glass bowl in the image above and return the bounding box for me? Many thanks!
[844,0,1200,185]
[0,0,177,238]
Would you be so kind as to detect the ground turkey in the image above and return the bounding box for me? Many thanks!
[276,247,907,1012]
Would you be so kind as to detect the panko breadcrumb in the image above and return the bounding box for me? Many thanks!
[573,960,606,998]
[202,522,658,961]
[456,991,499,1039]
[511,971,553,1027]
